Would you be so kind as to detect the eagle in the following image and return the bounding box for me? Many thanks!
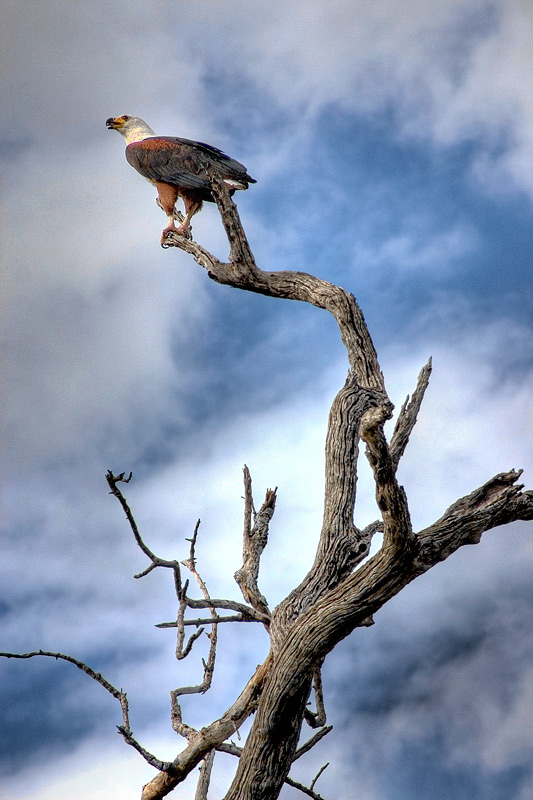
[106,115,256,243]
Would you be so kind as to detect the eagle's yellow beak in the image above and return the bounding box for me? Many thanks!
[106,116,126,130]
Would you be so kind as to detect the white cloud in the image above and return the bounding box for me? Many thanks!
[167,0,533,200]
[0,1,209,146]
[5,0,533,201]
[382,317,533,527]
[353,222,478,275]
[2,138,214,477]
[1,733,192,800]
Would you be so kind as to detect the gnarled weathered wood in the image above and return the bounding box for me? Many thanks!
[4,180,531,800]
[147,180,533,800]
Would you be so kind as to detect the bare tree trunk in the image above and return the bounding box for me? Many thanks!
[138,182,533,800]
[3,178,531,800]
[224,678,312,800]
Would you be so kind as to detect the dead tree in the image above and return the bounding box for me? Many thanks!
[3,178,532,800]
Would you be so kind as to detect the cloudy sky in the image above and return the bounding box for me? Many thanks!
[1,1,532,798]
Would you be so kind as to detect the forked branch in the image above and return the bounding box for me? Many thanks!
[234,465,275,619]
[106,470,182,597]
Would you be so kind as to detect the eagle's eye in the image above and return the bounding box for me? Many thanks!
[122,115,131,122]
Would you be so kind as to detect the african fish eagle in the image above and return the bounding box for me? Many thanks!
[106,115,256,243]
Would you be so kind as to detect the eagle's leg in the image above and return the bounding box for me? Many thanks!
[161,213,186,243]
[179,194,203,234]
[156,197,185,226]
[155,182,189,243]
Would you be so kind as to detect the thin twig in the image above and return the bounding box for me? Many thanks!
[284,775,327,800]
[175,576,207,660]
[156,614,260,627]
[0,650,167,769]
[106,470,182,597]
[215,740,331,798]
[170,520,218,737]
[185,596,270,623]
[390,357,432,470]
[169,693,198,740]
[310,763,329,791]
[293,726,333,761]
[0,650,128,723]
[178,520,218,671]
[176,622,205,659]
[117,727,171,771]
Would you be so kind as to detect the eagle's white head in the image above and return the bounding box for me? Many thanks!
[106,115,156,145]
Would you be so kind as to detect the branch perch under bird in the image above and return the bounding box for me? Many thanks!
[106,115,255,244]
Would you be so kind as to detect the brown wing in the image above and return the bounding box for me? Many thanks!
[125,137,256,190]
[167,137,256,186]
